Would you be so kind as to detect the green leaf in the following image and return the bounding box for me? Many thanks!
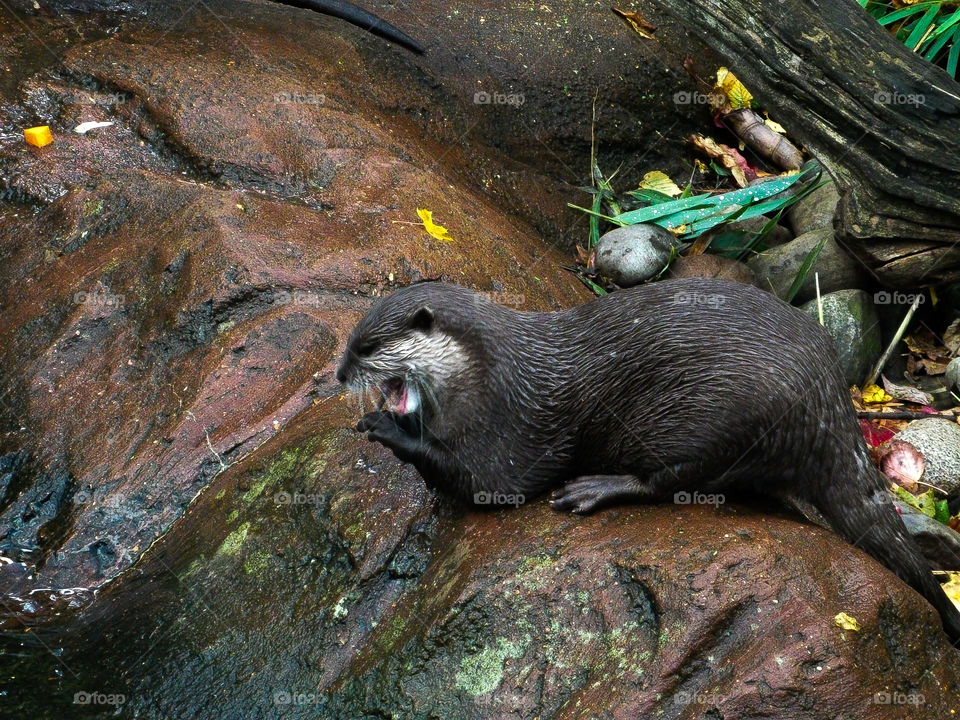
[892,484,923,510]
[614,170,806,226]
[784,231,829,303]
[948,26,960,77]
[626,188,678,205]
[877,4,936,27]
[709,161,730,177]
[568,203,626,225]
[906,6,938,49]
[709,230,753,259]
[582,275,607,296]
[934,498,951,525]
[924,18,958,60]
[589,189,601,249]
[914,489,940,518]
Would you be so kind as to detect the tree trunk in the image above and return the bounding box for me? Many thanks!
[643,0,960,287]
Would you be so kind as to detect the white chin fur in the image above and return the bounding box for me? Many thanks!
[403,385,420,414]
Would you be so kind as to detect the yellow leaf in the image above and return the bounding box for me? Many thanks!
[834,612,861,631]
[941,571,960,610]
[638,170,682,197]
[715,67,753,110]
[416,208,453,242]
[764,116,786,135]
[862,384,893,404]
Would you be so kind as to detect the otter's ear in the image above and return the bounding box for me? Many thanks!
[410,306,435,332]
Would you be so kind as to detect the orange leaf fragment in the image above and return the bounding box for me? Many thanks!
[24,125,53,147]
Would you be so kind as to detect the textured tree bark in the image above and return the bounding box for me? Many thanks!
[644,0,960,286]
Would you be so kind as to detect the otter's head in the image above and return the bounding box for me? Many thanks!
[336,284,482,421]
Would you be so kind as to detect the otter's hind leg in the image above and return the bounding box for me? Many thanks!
[550,462,706,514]
[550,474,659,514]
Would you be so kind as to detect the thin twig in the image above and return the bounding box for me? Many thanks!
[863,293,923,388]
[856,409,959,420]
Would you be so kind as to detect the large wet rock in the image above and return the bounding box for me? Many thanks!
[0,0,594,599]
[1,1,958,718]
[8,400,960,718]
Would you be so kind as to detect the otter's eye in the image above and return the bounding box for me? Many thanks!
[355,341,378,357]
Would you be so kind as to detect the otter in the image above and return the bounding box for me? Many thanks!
[335,278,960,645]
[271,0,424,54]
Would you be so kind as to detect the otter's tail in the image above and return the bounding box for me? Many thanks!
[821,483,960,647]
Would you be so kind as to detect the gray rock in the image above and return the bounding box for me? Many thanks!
[748,227,869,302]
[894,499,960,571]
[800,289,881,387]
[895,418,960,497]
[786,164,840,236]
[946,357,960,394]
[595,224,678,287]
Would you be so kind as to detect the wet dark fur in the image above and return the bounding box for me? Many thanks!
[337,279,960,645]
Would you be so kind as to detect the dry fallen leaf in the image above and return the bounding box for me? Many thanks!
[881,375,934,406]
[416,208,454,242]
[690,133,753,187]
[714,67,754,110]
[878,440,925,493]
[638,170,682,198]
[611,8,656,39]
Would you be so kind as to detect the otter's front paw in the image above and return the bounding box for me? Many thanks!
[358,411,422,436]
[357,411,425,464]
[357,410,396,434]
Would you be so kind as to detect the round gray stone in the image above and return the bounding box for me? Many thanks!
[594,224,678,287]
[895,418,960,497]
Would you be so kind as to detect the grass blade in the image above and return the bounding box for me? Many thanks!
[784,232,829,303]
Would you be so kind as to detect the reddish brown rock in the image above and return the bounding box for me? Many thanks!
[0,2,957,717]
[40,401,960,718]
[667,253,759,285]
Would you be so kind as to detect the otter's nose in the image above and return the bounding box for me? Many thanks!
[335,364,347,384]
